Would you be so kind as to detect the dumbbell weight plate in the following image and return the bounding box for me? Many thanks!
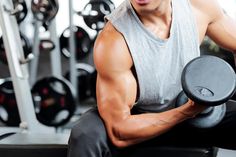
[80,0,115,30]
[60,26,92,60]
[64,63,96,102]
[176,91,226,128]
[0,79,20,126]
[31,0,59,24]
[182,55,236,106]
[31,77,76,127]
[189,104,226,128]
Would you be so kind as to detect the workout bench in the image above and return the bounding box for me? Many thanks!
[0,132,218,157]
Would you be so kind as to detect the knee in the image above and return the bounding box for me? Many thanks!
[68,122,112,157]
[68,112,108,146]
[69,124,88,145]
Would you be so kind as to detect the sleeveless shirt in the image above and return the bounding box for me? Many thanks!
[105,0,200,112]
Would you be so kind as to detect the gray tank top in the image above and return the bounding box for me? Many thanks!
[105,0,200,113]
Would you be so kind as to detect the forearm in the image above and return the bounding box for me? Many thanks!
[111,108,188,147]
[106,100,205,148]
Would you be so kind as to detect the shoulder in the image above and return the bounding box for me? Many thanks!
[190,0,224,23]
[93,22,133,76]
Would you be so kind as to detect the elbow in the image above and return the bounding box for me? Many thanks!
[109,136,130,148]
[107,128,132,148]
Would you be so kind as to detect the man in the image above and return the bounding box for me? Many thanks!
[68,0,236,156]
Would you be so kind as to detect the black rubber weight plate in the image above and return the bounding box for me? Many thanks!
[181,55,236,106]
[188,104,226,128]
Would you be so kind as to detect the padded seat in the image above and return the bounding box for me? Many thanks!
[0,132,69,157]
[0,133,218,157]
[116,146,218,157]
[0,132,218,157]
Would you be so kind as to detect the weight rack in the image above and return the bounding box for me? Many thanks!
[0,0,53,133]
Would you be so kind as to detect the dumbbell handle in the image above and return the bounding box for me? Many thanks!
[176,91,213,115]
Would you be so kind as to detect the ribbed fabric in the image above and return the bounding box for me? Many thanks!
[105,0,200,112]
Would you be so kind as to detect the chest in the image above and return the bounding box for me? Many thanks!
[144,9,209,43]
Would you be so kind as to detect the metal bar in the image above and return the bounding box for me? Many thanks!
[29,21,41,86]
[49,19,62,78]
[69,0,79,102]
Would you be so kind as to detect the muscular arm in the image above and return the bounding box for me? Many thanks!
[199,0,236,52]
[94,22,206,148]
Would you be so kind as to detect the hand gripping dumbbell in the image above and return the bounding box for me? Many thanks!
[176,55,236,129]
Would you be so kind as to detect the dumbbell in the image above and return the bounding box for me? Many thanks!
[176,55,236,129]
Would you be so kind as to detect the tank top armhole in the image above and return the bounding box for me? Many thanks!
[186,0,201,47]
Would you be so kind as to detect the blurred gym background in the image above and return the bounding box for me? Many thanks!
[0,0,235,157]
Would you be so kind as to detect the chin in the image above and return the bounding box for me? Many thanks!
[131,0,160,13]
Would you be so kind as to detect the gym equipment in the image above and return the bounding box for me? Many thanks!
[30,0,62,86]
[31,77,76,127]
[116,145,218,157]
[0,76,76,127]
[0,132,219,157]
[29,22,62,86]
[0,33,31,65]
[0,133,69,157]
[176,91,226,128]
[30,0,75,127]
[0,131,219,157]
[0,79,20,126]
[0,0,51,132]
[64,63,97,102]
[78,0,115,31]
[201,38,236,101]
[12,0,28,23]
[176,55,236,128]
[60,26,92,60]
[39,39,55,52]
[31,0,59,25]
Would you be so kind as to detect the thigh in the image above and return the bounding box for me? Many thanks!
[68,107,116,157]
[69,107,110,144]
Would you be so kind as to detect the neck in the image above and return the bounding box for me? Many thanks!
[131,0,173,39]
[138,0,172,26]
